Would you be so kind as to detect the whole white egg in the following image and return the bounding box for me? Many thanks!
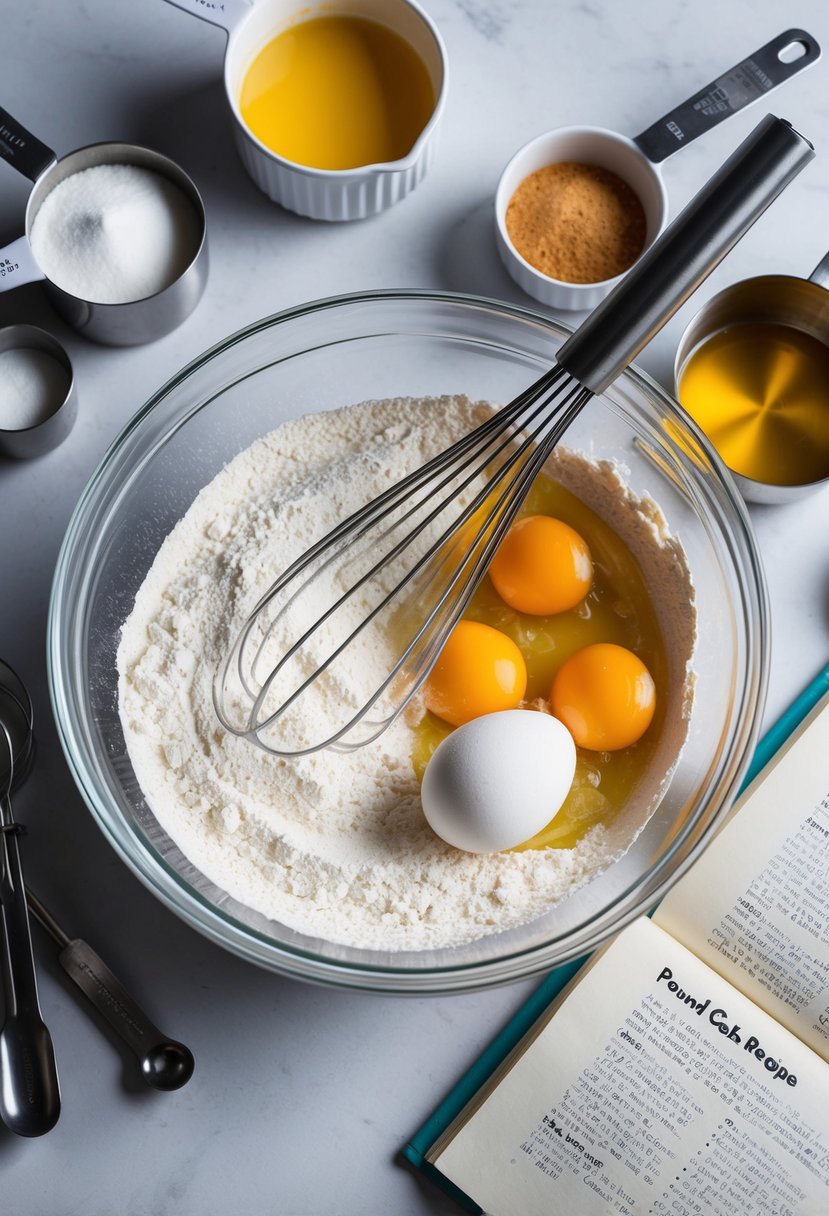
[421,709,577,853]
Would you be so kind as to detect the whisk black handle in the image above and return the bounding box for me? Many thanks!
[557,114,814,396]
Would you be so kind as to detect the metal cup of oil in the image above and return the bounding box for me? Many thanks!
[674,253,829,503]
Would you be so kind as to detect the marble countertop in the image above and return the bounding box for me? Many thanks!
[1,1,828,1212]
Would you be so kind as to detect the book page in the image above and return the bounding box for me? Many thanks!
[655,693,829,1060]
[432,918,829,1216]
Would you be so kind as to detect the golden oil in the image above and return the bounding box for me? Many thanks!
[240,16,435,171]
[678,322,829,486]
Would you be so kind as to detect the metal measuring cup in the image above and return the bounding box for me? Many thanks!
[674,253,829,504]
[0,324,76,458]
[0,107,208,345]
[496,29,820,310]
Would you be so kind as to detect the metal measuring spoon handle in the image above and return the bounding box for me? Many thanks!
[0,826,61,1136]
[633,30,821,164]
[26,890,194,1092]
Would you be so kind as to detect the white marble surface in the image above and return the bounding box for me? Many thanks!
[1,1,828,1212]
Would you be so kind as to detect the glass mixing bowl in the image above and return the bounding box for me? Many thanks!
[48,291,768,993]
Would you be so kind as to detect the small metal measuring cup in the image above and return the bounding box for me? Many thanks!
[0,107,208,345]
[674,253,829,505]
[496,29,820,310]
[0,324,76,458]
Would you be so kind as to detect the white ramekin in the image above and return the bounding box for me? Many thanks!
[493,31,822,309]
[166,0,448,222]
[495,126,669,311]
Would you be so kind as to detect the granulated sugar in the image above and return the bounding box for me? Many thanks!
[30,163,200,304]
[117,396,695,951]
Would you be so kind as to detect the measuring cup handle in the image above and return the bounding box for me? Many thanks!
[0,107,56,182]
[633,29,821,164]
[0,236,44,294]
[162,0,251,34]
[808,252,829,289]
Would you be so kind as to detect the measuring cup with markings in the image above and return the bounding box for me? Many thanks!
[496,29,820,310]
[674,252,829,504]
[0,108,208,345]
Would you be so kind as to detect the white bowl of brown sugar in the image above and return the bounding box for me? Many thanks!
[494,125,667,312]
[494,31,821,310]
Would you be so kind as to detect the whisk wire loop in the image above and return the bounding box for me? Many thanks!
[245,370,572,699]
[215,368,591,755]
[219,366,566,712]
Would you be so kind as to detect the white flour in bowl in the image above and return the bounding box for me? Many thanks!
[117,396,695,951]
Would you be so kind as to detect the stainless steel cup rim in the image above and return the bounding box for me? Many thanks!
[0,323,74,434]
[0,322,78,458]
[0,107,209,343]
[673,253,829,503]
[23,141,207,309]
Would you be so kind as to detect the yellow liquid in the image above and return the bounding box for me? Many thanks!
[412,473,668,851]
[240,16,435,171]
[678,323,829,486]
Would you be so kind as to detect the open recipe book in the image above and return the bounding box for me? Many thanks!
[411,672,829,1215]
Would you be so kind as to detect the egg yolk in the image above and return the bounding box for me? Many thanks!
[425,620,527,727]
[488,515,593,615]
[550,642,655,751]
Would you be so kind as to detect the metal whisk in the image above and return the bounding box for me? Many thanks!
[215,116,812,758]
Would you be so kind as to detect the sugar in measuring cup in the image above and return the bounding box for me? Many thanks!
[0,107,208,345]
[496,30,820,310]
[674,252,829,504]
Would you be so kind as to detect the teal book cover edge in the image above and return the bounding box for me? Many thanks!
[401,661,829,1212]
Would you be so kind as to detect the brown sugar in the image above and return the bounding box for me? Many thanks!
[506,162,647,284]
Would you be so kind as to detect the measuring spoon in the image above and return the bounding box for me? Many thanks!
[0,719,60,1137]
[496,29,820,309]
[26,890,194,1091]
[0,107,208,345]
[0,660,193,1092]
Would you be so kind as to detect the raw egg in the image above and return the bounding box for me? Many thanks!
[424,620,527,727]
[550,642,655,751]
[488,515,593,614]
[421,710,577,853]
